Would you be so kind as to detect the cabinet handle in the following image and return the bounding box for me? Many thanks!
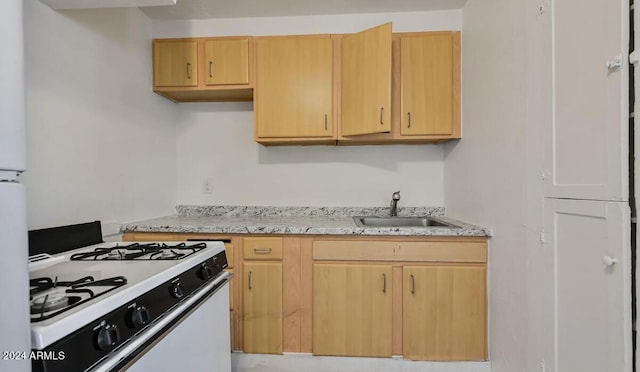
[380,107,384,125]
[410,274,415,294]
[186,62,192,79]
[382,273,387,293]
[253,248,272,254]
[602,255,619,266]
[407,112,411,128]
[325,114,328,131]
[248,271,252,290]
[209,61,213,77]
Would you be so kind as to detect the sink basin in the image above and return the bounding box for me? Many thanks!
[352,216,460,228]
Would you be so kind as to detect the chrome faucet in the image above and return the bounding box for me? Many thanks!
[390,191,401,216]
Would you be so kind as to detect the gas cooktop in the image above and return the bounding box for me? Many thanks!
[29,241,226,350]
[68,242,207,261]
[29,276,127,322]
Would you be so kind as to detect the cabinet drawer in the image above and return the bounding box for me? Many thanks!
[313,240,486,263]
[243,237,283,260]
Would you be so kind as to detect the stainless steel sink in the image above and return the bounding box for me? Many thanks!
[352,216,460,228]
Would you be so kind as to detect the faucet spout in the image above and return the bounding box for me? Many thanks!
[390,191,401,216]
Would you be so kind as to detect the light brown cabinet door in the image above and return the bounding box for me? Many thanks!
[243,262,283,354]
[204,39,249,86]
[400,34,454,136]
[313,264,392,357]
[403,266,487,361]
[340,23,392,136]
[153,40,198,87]
[255,36,333,138]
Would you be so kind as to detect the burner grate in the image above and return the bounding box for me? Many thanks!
[29,276,127,322]
[69,242,207,261]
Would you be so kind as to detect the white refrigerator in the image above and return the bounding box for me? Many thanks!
[0,0,31,371]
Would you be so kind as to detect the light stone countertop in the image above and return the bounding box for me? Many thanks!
[121,206,491,237]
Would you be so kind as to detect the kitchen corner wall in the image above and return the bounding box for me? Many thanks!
[23,0,178,230]
[154,11,461,208]
[444,0,545,371]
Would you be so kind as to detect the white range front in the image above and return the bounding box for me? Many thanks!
[28,241,231,372]
[30,242,221,349]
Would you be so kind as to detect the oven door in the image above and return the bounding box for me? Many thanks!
[91,272,231,372]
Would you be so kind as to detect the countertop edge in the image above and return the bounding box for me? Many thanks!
[120,215,491,238]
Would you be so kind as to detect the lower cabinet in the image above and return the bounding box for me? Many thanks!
[243,262,283,354]
[403,265,487,361]
[122,233,488,361]
[313,264,393,357]
[310,238,487,360]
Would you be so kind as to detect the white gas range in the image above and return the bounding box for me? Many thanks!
[28,223,231,372]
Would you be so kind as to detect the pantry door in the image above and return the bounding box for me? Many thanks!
[544,0,628,201]
[543,199,631,372]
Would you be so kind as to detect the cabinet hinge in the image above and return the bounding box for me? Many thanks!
[538,4,545,14]
[540,360,548,372]
[538,0,550,15]
[539,169,551,181]
[539,231,547,245]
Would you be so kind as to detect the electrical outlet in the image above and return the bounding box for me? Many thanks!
[203,178,214,194]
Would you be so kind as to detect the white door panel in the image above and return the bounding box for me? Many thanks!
[0,183,30,372]
[0,0,25,172]
[546,0,628,201]
[543,199,631,372]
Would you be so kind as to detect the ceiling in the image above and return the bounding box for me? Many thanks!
[140,0,467,20]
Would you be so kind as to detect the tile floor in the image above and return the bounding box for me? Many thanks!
[232,352,491,372]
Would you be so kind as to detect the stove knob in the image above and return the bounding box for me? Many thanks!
[129,306,150,328]
[96,324,120,351]
[212,256,222,268]
[170,282,185,299]
[198,264,213,280]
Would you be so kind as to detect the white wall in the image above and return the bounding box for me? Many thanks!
[23,0,179,230]
[444,1,543,371]
[175,103,444,207]
[153,10,462,37]
[154,11,461,207]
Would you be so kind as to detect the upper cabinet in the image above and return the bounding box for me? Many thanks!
[151,24,461,145]
[152,37,253,102]
[204,39,250,86]
[340,23,392,137]
[255,36,335,144]
[400,33,456,137]
[338,30,461,144]
[153,40,198,87]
